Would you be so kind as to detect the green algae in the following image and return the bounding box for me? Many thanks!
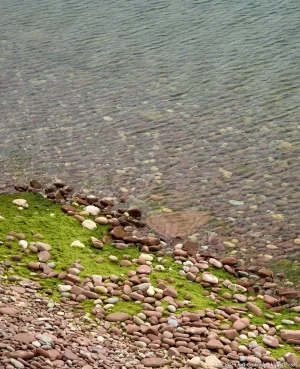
[0,192,299,360]
[0,192,139,310]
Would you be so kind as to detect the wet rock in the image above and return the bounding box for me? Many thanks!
[221,257,238,265]
[127,206,142,217]
[111,226,129,240]
[258,268,274,278]
[140,237,160,246]
[61,204,77,213]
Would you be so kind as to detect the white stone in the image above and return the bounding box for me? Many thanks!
[0,215,4,221]
[103,304,114,310]
[139,253,153,261]
[84,205,100,216]
[109,255,118,262]
[32,341,41,347]
[12,199,28,207]
[205,355,223,368]
[154,265,165,271]
[58,284,72,292]
[82,219,97,230]
[168,305,176,313]
[19,240,28,249]
[70,240,85,248]
[187,357,202,367]
[146,286,155,297]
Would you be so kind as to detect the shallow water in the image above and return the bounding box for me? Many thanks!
[1,0,300,280]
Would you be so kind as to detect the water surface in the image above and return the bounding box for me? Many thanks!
[1,0,300,280]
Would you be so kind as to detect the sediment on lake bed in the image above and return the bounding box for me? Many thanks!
[0,180,299,369]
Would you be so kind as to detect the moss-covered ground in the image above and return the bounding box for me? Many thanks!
[0,192,299,359]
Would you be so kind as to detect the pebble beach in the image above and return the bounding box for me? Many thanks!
[0,180,299,369]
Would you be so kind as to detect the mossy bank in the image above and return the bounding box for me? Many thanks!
[0,191,299,364]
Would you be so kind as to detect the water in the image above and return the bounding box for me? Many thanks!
[1,0,300,281]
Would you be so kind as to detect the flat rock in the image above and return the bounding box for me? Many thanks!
[35,242,52,251]
[245,302,262,316]
[163,286,178,298]
[106,312,130,322]
[201,272,218,284]
[0,306,19,315]
[137,265,152,274]
[263,335,279,348]
[233,318,250,331]
[206,339,223,349]
[281,330,300,341]
[111,226,128,240]
[147,210,211,238]
[141,357,169,367]
[14,333,36,343]
[12,199,27,207]
[61,204,77,213]
[38,250,51,262]
[82,219,97,230]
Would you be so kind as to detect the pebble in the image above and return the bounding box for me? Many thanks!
[84,205,100,216]
[19,240,28,249]
[82,219,97,230]
[12,199,28,208]
[70,240,85,248]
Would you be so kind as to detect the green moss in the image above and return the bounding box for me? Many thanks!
[0,192,139,313]
[0,192,299,359]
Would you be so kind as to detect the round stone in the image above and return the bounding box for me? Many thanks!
[82,219,97,230]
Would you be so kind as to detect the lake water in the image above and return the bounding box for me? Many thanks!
[1,0,300,280]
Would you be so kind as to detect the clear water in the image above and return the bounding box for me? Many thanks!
[1,0,300,279]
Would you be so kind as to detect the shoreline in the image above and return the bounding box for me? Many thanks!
[0,180,299,368]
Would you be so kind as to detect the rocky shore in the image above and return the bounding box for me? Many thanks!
[0,180,299,369]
